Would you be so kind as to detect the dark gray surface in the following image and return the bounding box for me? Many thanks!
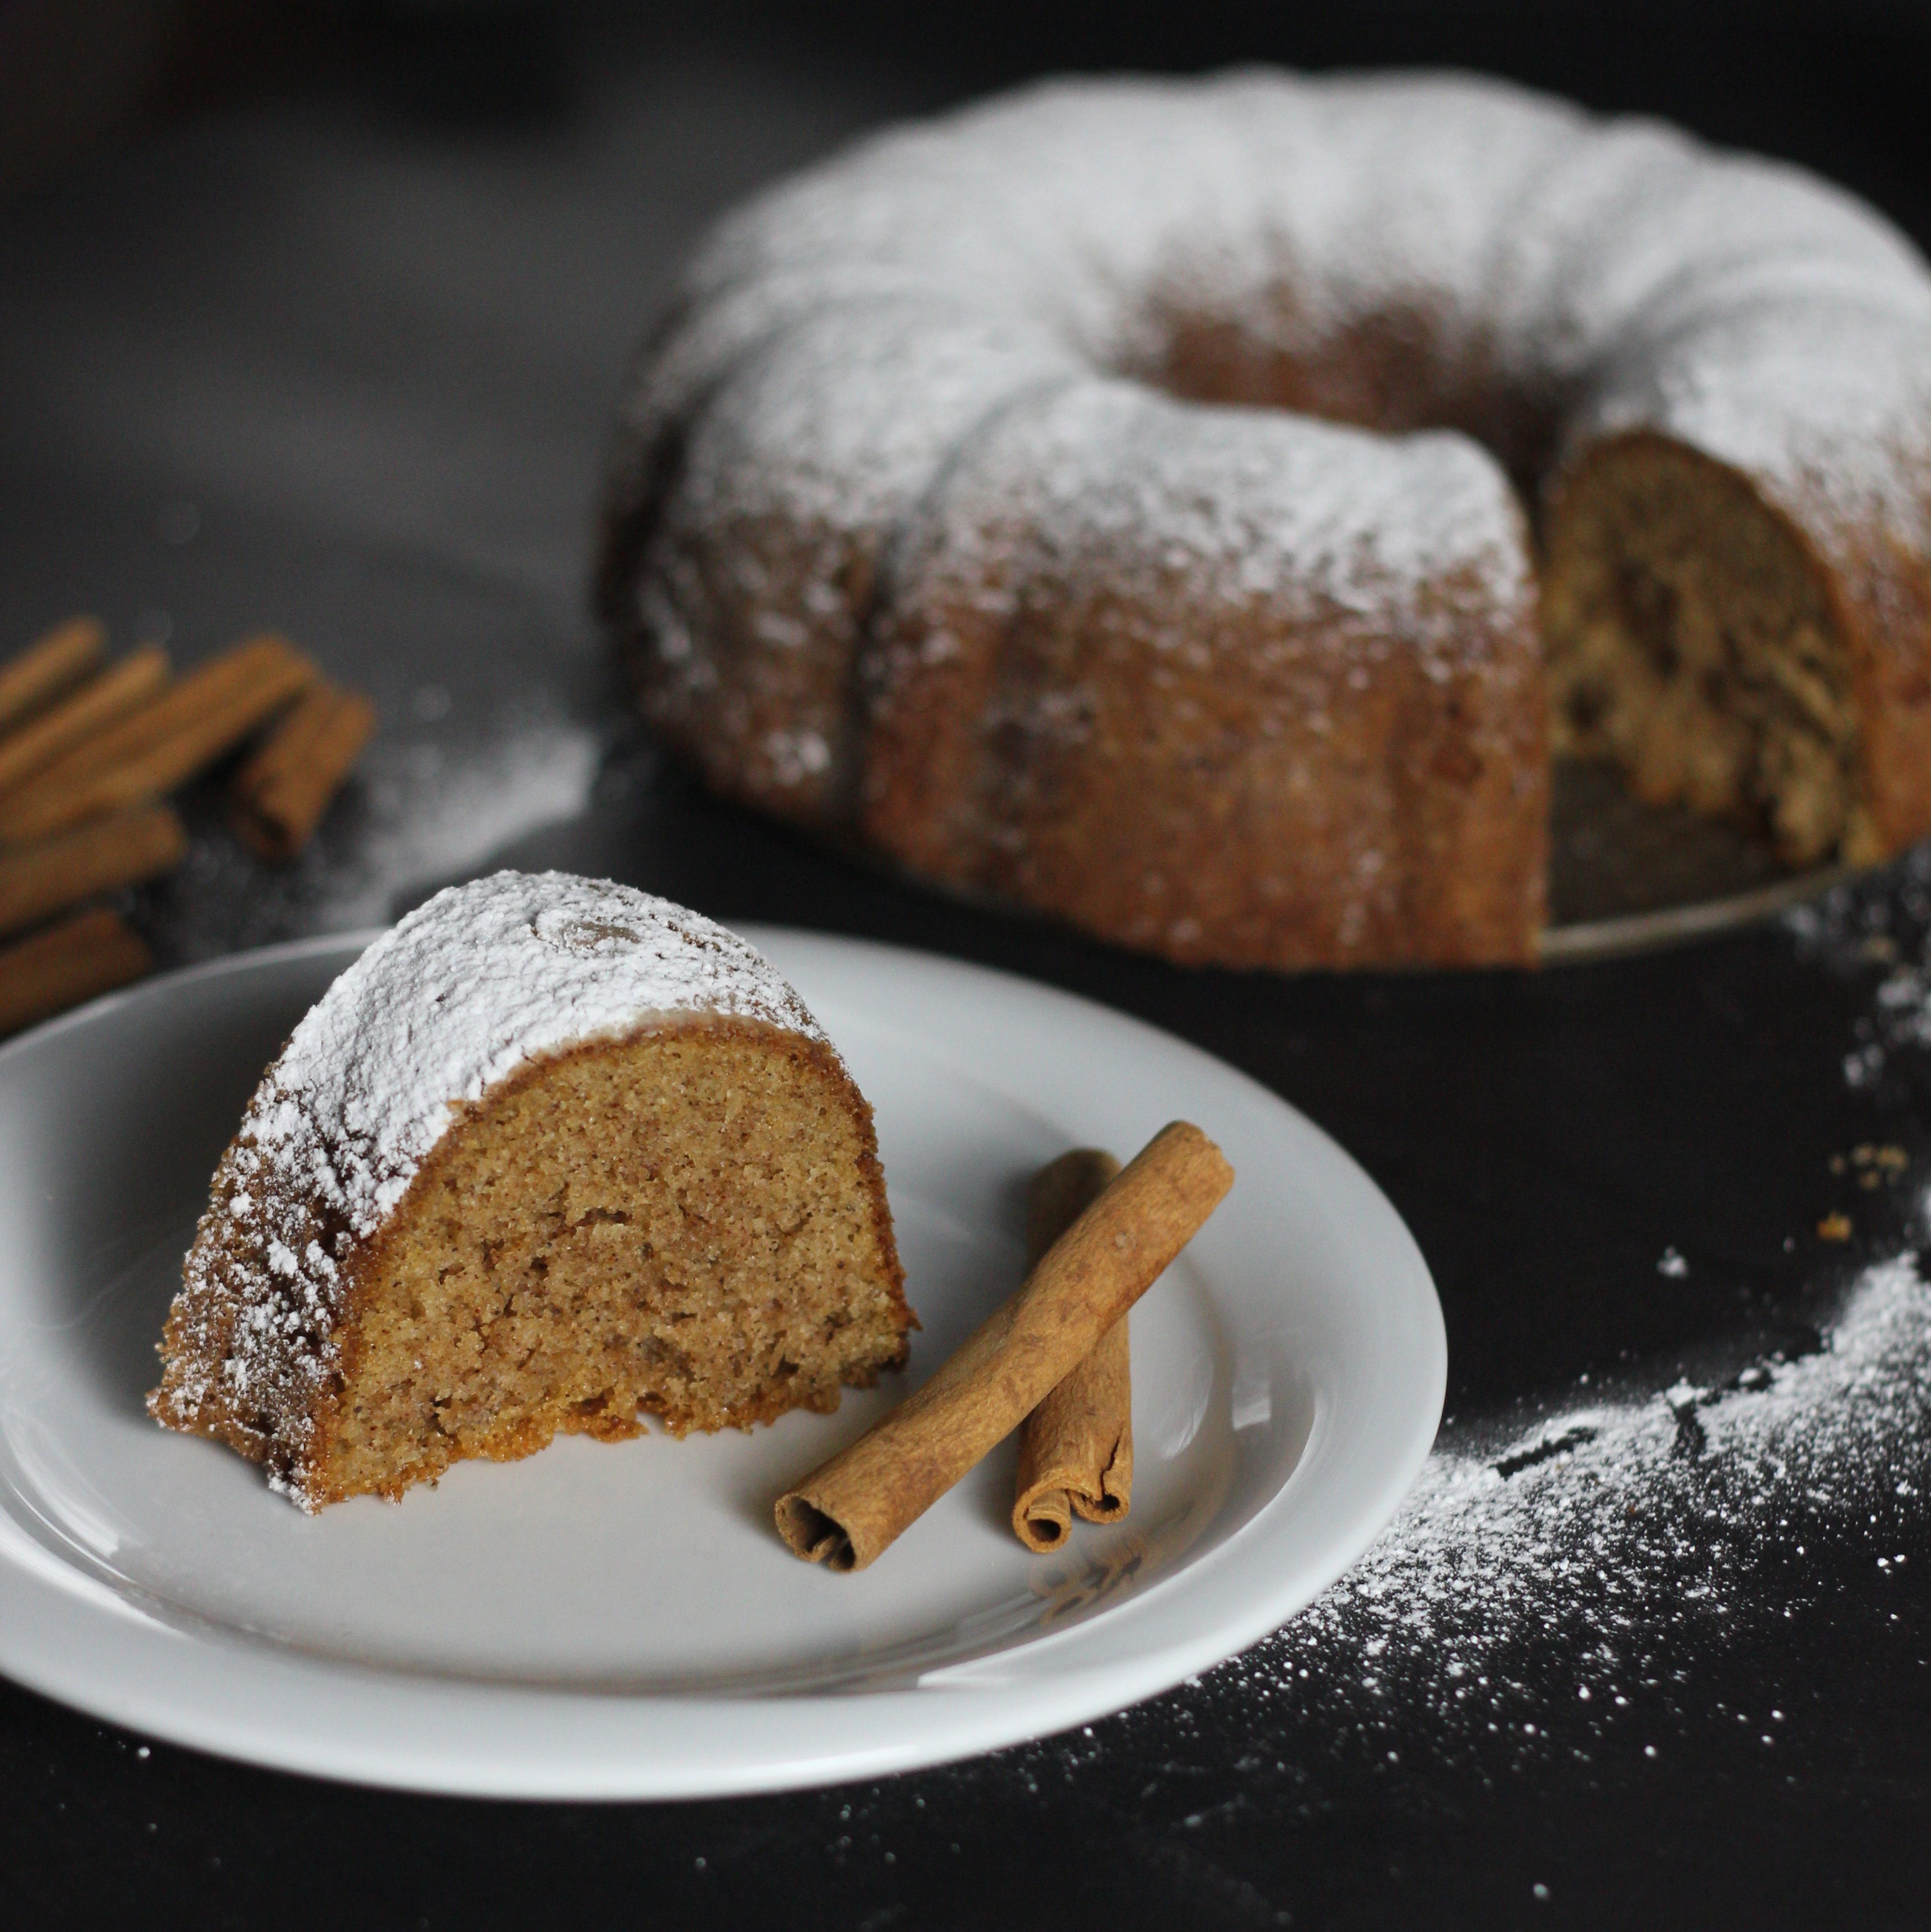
[7,28,1931,1929]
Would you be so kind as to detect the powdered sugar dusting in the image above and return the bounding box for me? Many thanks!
[155,872,828,1502]
[631,305,1080,809]
[633,64,1931,545]
[604,65,1931,898]
[264,870,824,1244]
[316,721,602,931]
[897,378,1532,649]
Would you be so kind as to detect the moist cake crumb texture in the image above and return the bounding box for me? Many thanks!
[148,871,911,1508]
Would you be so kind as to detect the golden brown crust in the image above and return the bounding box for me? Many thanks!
[1812,519,1931,861]
[149,1133,314,1464]
[861,550,1547,970]
[626,508,874,829]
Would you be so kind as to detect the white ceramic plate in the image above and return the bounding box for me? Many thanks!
[0,926,1444,1798]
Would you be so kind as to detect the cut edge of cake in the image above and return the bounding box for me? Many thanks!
[147,872,914,1510]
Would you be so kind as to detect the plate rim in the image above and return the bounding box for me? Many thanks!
[0,924,1446,1798]
[1540,863,1849,964]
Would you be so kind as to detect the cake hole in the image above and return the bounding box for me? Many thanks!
[1129,293,1564,487]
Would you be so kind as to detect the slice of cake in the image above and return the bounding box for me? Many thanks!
[149,871,912,1509]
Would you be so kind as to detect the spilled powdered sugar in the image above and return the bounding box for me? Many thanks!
[147,710,603,961]
[1263,1252,1928,1722]
[1057,869,1931,1788]
[917,1242,1931,1822]
[1788,842,1931,1093]
[1118,877,1931,1772]
[669,1244,1931,1894]
[312,719,602,931]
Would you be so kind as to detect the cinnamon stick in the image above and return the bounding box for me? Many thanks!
[776,1120,1233,1573]
[1012,1148,1132,1552]
[230,682,376,860]
[0,634,314,843]
[0,804,188,937]
[0,906,151,1038]
[0,617,106,737]
[0,645,171,799]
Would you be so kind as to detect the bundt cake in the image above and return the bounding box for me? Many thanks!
[149,871,911,1508]
[596,69,1931,969]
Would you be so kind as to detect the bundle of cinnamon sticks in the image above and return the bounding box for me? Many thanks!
[777,1122,1235,1571]
[0,615,376,1040]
